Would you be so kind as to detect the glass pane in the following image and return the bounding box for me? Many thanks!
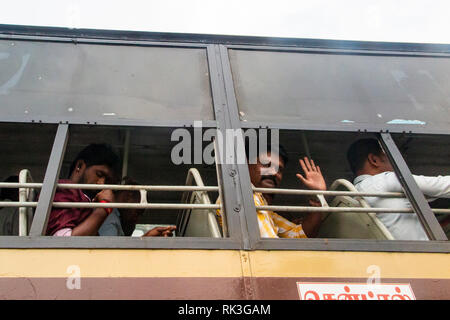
[392,133,449,240]
[0,40,214,123]
[230,49,450,131]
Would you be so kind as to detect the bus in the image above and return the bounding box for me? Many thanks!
[0,24,448,300]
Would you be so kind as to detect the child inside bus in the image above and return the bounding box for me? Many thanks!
[98,176,176,237]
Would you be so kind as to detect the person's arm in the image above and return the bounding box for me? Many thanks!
[71,189,114,236]
[301,199,323,238]
[295,157,326,238]
[143,226,177,237]
[384,172,450,198]
[71,208,109,236]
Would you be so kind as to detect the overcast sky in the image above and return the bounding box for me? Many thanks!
[1,0,449,43]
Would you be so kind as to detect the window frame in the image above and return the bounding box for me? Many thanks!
[0,34,247,250]
[0,28,448,252]
[220,44,450,253]
[228,45,450,135]
[0,34,217,128]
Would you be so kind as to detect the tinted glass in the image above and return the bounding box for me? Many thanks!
[230,49,450,132]
[0,40,214,123]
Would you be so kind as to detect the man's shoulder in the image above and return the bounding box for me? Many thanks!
[354,172,396,191]
[355,172,395,182]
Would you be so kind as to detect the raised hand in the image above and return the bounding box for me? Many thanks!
[296,157,326,191]
[93,189,115,203]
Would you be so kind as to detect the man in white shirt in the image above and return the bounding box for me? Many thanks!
[346,138,450,241]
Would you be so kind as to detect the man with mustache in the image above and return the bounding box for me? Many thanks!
[216,143,325,238]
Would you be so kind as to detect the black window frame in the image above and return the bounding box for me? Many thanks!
[220,44,450,253]
[0,26,448,253]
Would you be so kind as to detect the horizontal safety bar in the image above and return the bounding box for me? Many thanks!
[1,201,449,214]
[0,182,405,197]
[256,205,450,214]
[0,201,220,210]
[0,183,42,189]
[0,182,219,192]
[253,187,405,198]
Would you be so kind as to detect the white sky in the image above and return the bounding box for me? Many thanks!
[1,0,450,44]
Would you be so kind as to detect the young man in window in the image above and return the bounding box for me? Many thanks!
[216,143,326,238]
[347,138,450,240]
[46,143,121,236]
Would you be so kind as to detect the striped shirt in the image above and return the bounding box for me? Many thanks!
[216,192,307,239]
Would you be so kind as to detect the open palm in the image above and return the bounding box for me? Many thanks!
[296,157,326,191]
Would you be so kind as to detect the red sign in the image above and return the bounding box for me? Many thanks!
[297,282,416,300]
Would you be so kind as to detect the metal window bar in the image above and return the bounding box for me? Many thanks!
[379,133,449,241]
[3,182,449,213]
[18,169,36,236]
[29,123,69,237]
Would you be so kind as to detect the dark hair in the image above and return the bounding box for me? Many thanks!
[118,176,141,202]
[244,137,289,165]
[68,143,121,180]
[347,138,383,174]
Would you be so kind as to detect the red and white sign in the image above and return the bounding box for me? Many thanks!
[297,282,416,300]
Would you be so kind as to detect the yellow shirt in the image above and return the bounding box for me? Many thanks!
[216,192,307,239]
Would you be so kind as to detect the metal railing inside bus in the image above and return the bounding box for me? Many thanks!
[2,184,450,214]
[1,176,449,237]
[251,186,450,214]
[177,168,222,238]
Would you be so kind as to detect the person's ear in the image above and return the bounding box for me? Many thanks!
[367,153,381,168]
[75,160,86,174]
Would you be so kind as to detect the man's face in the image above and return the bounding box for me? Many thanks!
[120,209,143,236]
[248,152,285,203]
[379,153,394,172]
[79,163,115,198]
[81,164,114,185]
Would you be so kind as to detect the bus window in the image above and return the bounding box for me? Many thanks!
[392,133,450,240]
[0,39,214,124]
[240,129,437,241]
[229,49,450,133]
[0,123,57,236]
[50,125,224,238]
